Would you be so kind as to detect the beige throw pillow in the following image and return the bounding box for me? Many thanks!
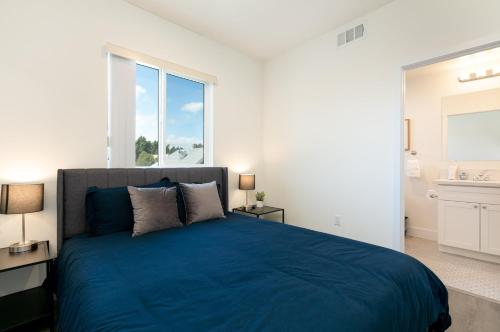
[180,181,225,224]
[128,186,183,237]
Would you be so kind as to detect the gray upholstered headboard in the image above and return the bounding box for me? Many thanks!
[57,167,228,249]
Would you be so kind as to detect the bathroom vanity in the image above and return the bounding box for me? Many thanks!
[434,179,500,263]
[429,88,500,263]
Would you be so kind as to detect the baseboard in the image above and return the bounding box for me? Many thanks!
[407,226,437,241]
[447,286,500,305]
[439,244,500,264]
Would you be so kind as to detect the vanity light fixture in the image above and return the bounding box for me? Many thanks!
[458,68,500,82]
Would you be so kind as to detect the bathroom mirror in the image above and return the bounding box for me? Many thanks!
[446,110,500,160]
[442,88,500,161]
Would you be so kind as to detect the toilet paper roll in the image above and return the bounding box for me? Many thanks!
[426,189,438,200]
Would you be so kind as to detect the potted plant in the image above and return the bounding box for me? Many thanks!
[255,191,265,208]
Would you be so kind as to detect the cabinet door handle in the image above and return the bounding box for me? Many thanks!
[482,206,487,209]
[474,205,478,208]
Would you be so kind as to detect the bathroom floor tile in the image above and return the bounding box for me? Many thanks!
[405,236,500,302]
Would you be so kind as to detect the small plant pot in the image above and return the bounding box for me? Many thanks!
[256,201,264,208]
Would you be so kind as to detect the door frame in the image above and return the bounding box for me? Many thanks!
[398,40,500,252]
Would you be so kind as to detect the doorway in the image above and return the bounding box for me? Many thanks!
[401,43,500,303]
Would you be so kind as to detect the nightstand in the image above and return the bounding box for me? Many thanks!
[0,241,55,332]
[232,206,285,223]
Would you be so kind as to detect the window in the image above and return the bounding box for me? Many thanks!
[164,74,205,165]
[108,50,213,168]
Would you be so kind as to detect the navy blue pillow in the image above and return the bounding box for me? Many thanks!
[86,178,171,236]
[163,182,187,225]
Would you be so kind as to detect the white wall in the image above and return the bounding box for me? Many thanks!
[0,0,263,295]
[263,0,500,248]
[405,70,500,241]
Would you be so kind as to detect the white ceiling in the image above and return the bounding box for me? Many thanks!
[127,0,394,59]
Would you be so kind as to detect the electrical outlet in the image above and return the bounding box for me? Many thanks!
[334,215,342,227]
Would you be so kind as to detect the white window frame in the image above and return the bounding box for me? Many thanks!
[107,44,216,168]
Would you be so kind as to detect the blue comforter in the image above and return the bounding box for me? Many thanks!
[57,213,450,332]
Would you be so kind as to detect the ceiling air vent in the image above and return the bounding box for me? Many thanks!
[337,24,364,47]
[346,28,355,43]
[355,24,364,39]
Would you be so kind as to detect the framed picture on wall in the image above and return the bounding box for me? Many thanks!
[404,119,411,151]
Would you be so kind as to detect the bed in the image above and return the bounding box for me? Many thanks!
[56,167,451,332]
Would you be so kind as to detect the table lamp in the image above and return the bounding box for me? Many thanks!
[0,183,44,253]
[239,174,255,210]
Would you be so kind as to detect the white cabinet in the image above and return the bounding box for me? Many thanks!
[438,200,480,251]
[481,204,500,256]
[435,181,500,263]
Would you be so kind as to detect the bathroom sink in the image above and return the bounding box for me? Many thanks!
[434,179,500,188]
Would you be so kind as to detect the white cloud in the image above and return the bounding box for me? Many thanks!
[135,112,157,141]
[136,85,146,100]
[181,102,203,113]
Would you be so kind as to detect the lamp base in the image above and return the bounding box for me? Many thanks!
[9,240,38,253]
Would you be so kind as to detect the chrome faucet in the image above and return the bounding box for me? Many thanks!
[473,170,490,181]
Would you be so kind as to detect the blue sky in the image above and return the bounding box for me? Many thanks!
[135,64,204,145]
[166,74,204,144]
[135,65,158,142]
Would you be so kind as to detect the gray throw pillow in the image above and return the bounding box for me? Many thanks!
[180,181,225,224]
[128,186,183,237]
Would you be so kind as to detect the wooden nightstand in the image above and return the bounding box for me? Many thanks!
[232,206,285,223]
[0,241,56,332]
